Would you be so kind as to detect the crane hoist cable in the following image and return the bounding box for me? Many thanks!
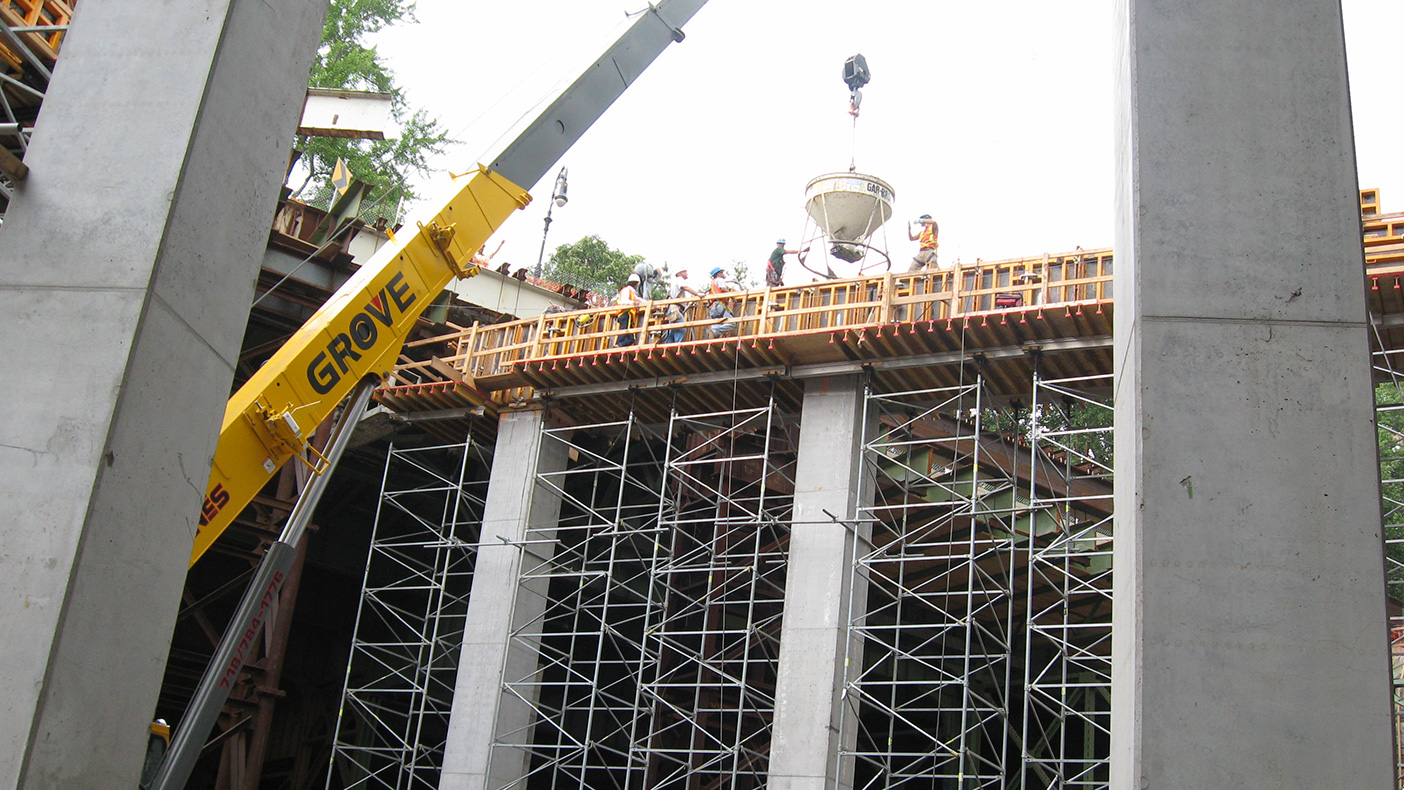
[843,53,870,172]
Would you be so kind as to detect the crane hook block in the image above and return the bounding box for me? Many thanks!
[843,54,870,91]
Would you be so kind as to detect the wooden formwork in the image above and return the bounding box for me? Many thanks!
[381,248,1116,428]
[0,0,73,73]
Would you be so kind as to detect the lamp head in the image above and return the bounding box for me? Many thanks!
[552,167,569,206]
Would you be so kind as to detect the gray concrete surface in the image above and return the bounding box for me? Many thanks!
[1111,0,1395,786]
[0,0,327,786]
[767,375,875,790]
[440,409,568,790]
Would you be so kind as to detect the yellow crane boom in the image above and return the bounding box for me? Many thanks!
[189,0,711,565]
[192,167,529,564]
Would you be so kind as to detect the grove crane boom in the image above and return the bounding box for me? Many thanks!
[190,0,709,566]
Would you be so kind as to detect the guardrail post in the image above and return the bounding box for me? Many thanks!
[879,272,894,324]
[951,262,963,319]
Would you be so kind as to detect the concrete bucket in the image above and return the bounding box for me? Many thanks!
[804,172,895,262]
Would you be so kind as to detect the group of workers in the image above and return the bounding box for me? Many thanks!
[603,216,941,347]
[613,261,745,346]
[606,219,941,347]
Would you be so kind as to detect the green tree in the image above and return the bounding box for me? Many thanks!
[983,394,1113,473]
[292,0,452,222]
[545,235,645,295]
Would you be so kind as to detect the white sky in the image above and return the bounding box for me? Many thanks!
[374,0,1404,284]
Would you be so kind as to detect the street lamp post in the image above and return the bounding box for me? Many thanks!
[534,166,569,278]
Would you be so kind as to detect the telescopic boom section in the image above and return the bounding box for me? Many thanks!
[190,0,710,566]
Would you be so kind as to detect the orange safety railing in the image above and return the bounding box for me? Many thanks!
[389,213,1404,392]
[396,249,1117,386]
[0,0,74,71]
[1364,207,1404,264]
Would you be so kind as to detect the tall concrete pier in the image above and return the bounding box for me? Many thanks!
[441,410,569,790]
[1111,0,1394,786]
[767,375,874,790]
[0,1,327,786]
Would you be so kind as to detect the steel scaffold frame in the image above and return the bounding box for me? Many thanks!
[327,432,490,790]
[1372,343,1404,784]
[839,375,1019,789]
[641,399,796,789]
[492,413,671,790]
[489,394,799,790]
[1020,372,1114,790]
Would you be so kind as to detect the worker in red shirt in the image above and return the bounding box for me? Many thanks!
[907,214,939,272]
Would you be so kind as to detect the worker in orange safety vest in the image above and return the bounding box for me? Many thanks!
[907,214,939,272]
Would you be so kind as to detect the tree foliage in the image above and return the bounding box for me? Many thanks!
[293,0,452,221]
[731,260,757,289]
[545,235,646,295]
[983,395,1114,471]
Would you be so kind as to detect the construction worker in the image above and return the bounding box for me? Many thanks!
[706,267,739,337]
[472,240,505,271]
[632,261,661,296]
[709,266,735,295]
[662,268,702,343]
[672,267,704,300]
[708,300,737,338]
[614,273,646,347]
[907,214,939,272]
[766,239,796,287]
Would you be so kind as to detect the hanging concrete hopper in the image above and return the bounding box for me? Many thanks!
[805,172,895,263]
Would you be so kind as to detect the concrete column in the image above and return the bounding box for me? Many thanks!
[440,409,568,790]
[1112,1,1394,787]
[0,1,326,788]
[767,375,873,790]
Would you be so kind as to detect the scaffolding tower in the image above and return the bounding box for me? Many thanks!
[840,376,1019,789]
[1020,372,1115,789]
[492,413,671,788]
[641,399,796,788]
[327,431,490,789]
[1372,341,1404,784]
[489,393,799,789]
[332,336,1403,789]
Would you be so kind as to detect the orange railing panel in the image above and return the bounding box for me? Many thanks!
[387,220,1404,397]
[399,249,1117,387]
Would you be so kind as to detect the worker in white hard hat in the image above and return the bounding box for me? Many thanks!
[614,273,646,347]
[766,238,797,287]
[908,214,939,272]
